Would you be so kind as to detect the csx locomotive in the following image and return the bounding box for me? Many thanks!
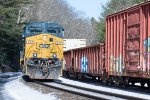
[20,22,64,79]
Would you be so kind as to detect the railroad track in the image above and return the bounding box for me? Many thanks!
[61,76,150,93]
[32,79,147,100]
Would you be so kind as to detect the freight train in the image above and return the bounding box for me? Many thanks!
[63,1,150,87]
[20,22,64,79]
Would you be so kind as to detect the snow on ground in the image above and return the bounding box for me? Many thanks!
[0,72,22,77]
[59,77,150,100]
[4,78,59,100]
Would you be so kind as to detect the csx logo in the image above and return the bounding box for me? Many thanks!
[26,40,34,44]
[56,41,63,45]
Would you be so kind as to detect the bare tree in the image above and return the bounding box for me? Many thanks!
[28,0,97,45]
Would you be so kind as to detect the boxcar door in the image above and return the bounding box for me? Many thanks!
[125,8,140,72]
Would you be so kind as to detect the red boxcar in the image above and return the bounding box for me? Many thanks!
[63,43,105,79]
[105,1,150,86]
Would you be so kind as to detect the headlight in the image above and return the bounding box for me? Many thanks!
[33,53,37,57]
[53,54,57,58]
[43,36,47,41]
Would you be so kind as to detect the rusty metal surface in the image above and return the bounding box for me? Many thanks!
[106,1,150,78]
[63,44,105,75]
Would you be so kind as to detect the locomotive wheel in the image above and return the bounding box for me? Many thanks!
[22,75,32,82]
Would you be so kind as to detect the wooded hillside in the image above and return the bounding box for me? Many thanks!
[0,0,30,71]
[29,0,97,45]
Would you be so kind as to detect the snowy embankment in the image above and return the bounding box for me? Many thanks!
[4,78,59,100]
[59,77,150,100]
[0,72,22,83]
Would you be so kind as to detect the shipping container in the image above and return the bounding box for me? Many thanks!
[63,39,86,51]
[63,43,105,79]
[106,1,150,79]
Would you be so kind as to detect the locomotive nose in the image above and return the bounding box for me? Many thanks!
[38,34,51,59]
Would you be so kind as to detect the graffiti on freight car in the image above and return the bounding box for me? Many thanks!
[110,55,124,74]
[144,37,150,52]
[81,57,88,73]
[143,37,150,71]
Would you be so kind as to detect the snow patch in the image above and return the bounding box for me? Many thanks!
[4,78,59,100]
[59,77,150,100]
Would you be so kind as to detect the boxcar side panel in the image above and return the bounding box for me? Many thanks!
[106,1,150,78]
[106,12,127,76]
[63,44,105,78]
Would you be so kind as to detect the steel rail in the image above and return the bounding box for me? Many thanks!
[33,80,109,100]
[32,80,146,100]
[54,81,147,100]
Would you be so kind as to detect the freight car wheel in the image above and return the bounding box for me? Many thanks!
[115,77,124,87]
[122,78,129,87]
[115,78,122,87]
[63,70,69,78]
[131,82,135,86]
[65,71,69,78]
[81,73,86,81]
[77,73,85,80]
[77,73,85,81]
[74,72,78,80]
[140,82,145,87]
[108,76,114,86]
[92,76,96,80]
[147,82,150,88]
[102,76,108,84]
[62,70,66,77]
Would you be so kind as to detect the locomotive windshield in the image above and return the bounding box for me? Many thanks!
[29,26,43,33]
[26,26,44,34]
[47,26,64,38]
[23,22,64,38]
[47,27,60,33]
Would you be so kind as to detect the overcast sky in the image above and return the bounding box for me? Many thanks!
[65,0,109,20]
